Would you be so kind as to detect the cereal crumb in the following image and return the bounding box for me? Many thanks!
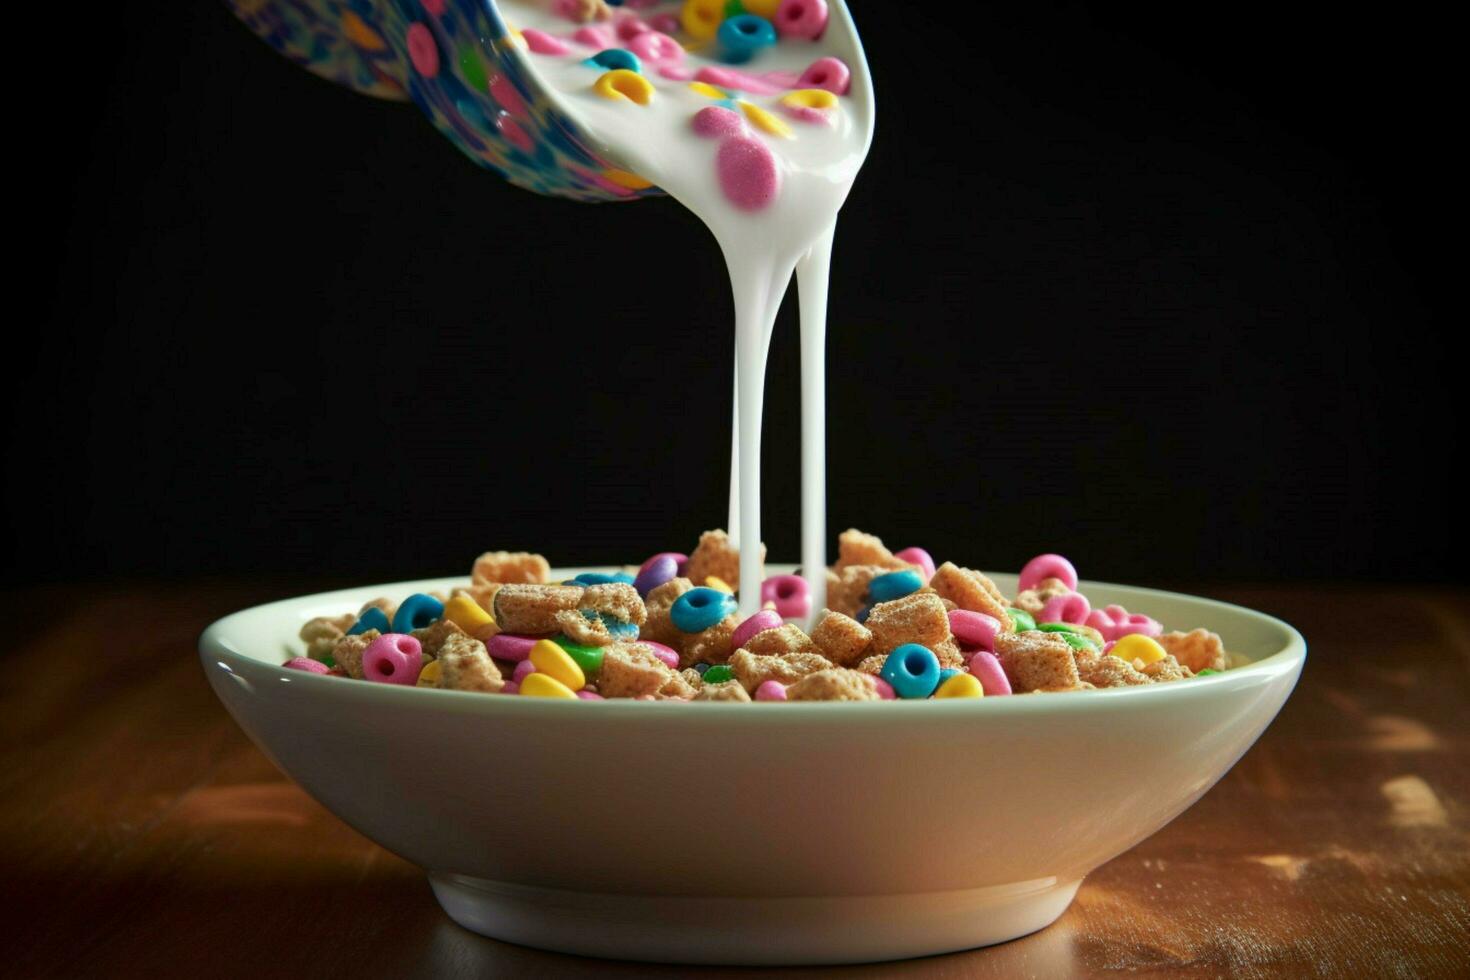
[693,679,752,701]
[865,591,952,656]
[685,529,763,589]
[1142,654,1194,682]
[1012,577,1072,616]
[330,630,378,680]
[810,610,873,667]
[436,633,504,693]
[729,649,833,693]
[854,654,888,675]
[1074,646,1151,688]
[834,529,917,572]
[1157,628,1228,673]
[995,630,1080,692]
[472,551,551,585]
[929,563,1014,629]
[786,668,880,701]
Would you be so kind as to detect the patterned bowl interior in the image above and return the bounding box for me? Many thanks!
[226,0,666,202]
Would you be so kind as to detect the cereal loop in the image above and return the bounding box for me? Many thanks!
[1018,554,1079,593]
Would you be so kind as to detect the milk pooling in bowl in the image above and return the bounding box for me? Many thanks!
[501,0,875,618]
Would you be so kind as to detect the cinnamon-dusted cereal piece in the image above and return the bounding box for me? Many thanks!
[693,679,752,702]
[994,630,1080,692]
[436,632,504,693]
[1074,646,1151,688]
[684,529,763,589]
[553,610,618,647]
[679,667,705,691]
[930,636,966,669]
[682,614,739,668]
[786,668,881,701]
[865,592,952,657]
[658,667,699,699]
[300,613,355,661]
[1156,628,1228,674]
[580,583,648,626]
[825,564,888,618]
[330,630,379,680]
[472,551,551,585]
[929,563,1014,630]
[739,624,820,657]
[451,584,501,616]
[729,650,833,693]
[1070,624,1106,647]
[493,584,584,634]
[411,618,465,658]
[854,654,888,675]
[1141,654,1194,683]
[1011,577,1072,617]
[810,610,873,667]
[834,529,917,572]
[597,642,674,698]
[641,577,693,647]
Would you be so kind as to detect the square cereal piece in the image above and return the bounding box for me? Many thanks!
[493,584,584,635]
[1074,647,1152,688]
[1011,577,1072,617]
[411,618,466,658]
[682,614,740,668]
[786,668,880,701]
[854,654,888,675]
[640,577,693,648]
[580,583,648,626]
[929,563,1014,629]
[1142,654,1194,682]
[692,680,752,702]
[729,650,833,693]
[553,609,619,647]
[436,632,504,693]
[810,610,873,667]
[931,637,965,669]
[834,529,915,572]
[825,564,888,618]
[684,529,764,588]
[865,592,952,656]
[598,643,675,698]
[472,551,551,585]
[994,630,1081,692]
[330,630,379,680]
[658,667,699,699]
[740,624,820,657]
[300,613,355,661]
[1157,628,1228,674]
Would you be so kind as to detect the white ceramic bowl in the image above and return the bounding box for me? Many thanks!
[200,569,1304,965]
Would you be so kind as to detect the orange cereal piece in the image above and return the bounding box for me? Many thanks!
[824,564,888,618]
[786,668,881,701]
[436,632,504,693]
[641,577,693,648]
[1142,654,1194,682]
[299,613,355,661]
[684,529,764,589]
[472,551,551,585]
[1074,646,1151,688]
[739,623,820,657]
[411,618,466,658]
[929,562,1014,630]
[729,649,833,693]
[330,630,379,680]
[809,610,873,667]
[493,584,584,634]
[864,591,952,657]
[682,614,740,668]
[693,680,752,701]
[598,642,675,698]
[834,528,917,572]
[1157,628,1228,674]
[1012,577,1073,617]
[994,630,1081,692]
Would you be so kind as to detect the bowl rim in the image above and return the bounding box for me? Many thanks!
[200,568,1307,723]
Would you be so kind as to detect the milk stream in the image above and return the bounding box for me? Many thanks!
[504,2,871,621]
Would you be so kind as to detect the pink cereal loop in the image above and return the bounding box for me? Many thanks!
[1086,604,1163,642]
[692,105,746,139]
[796,56,850,95]
[894,546,936,581]
[521,29,571,56]
[639,641,680,670]
[284,656,330,674]
[1039,592,1091,626]
[487,633,539,661]
[616,17,650,40]
[868,674,896,700]
[948,610,1001,652]
[694,65,785,95]
[628,30,684,63]
[755,680,788,701]
[732,610,784,651]
[759,574,810,619]
[1018,553,1079,593]
[512,659,537,683]
[501,681,520,694]
[572,25,613,48]
[968,651,1012,696]
[362,633,423,685]
[648,12,680,34]
[576,689,605,700]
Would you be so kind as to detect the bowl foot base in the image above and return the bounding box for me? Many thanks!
[428,872,1081,965]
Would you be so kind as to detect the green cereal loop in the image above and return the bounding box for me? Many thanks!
[1056,632,1100,652]
[1197,668,1220,676]
[552,636,604,676]
[703,664,735,684]
[1036,622,1080,634]
[1008,608,1037,633]
[321,653,336,668]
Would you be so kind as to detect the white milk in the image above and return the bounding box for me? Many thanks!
[504,1,873,619]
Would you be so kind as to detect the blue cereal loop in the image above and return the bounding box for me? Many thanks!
[586,48,641,73]
[868,569,923,604]
[391,593,444,633]
[717,14,776,64]
[671,587,735,633]
[572,571,637,586]
[347,606,390,636]
[880,643,942,699]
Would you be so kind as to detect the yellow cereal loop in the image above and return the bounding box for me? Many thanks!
[738,100,793,138]
[529,638,586,691]
[704,575,735,594]
[416,659,442,688]
[520,672,579,699]
[781,88,839,110]
[443,595,494,633]
[603,168,654,190]
[594,69,655,106]
[1110,634,1167,666]
[681,0,725,41]
[688,81,728,100]
[743,0,781,16]
[934,673,985,698]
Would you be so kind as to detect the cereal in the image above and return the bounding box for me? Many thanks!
[493,584,585,634]
[641,577,694,647]
[738,623,820,657]
[994,630,1080,693]
[693,679,753,701]
[435,633,504,693]
[853,653,887,675]
[598,642,676,698]
[928,563,1014,630]
[682,614,740,668]
[809,610,872,667]
[878,643,942,699]
[824,564,887,618]
[1142,655,1194,683]
[410,618,466,658]
[1073,645,1151,688]
[684,529,763,589]
[1157,628,1228,674]
[472,551,551,585]
[729,649,832,692]
[834,528,916,572]
[362,634,423,685]
[786,668,879,701]
[864,592,952,657]
[330,629,379,680]
[1012,577,1073,617]
[299,614,354,661]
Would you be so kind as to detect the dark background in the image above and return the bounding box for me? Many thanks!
[10,2,1457,589]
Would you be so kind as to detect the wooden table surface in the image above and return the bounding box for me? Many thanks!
[4,581,1468,978]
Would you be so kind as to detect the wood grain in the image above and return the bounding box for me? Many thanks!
[3,582,1467,978]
